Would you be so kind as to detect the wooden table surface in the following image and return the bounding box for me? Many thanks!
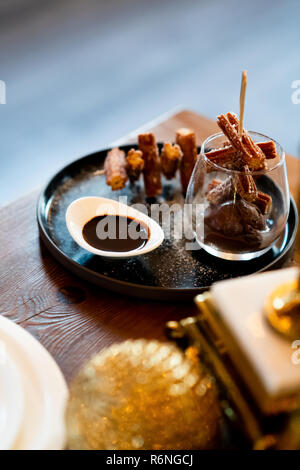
[0,110,299,383]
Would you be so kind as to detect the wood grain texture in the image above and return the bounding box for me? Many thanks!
[0,110,298,382]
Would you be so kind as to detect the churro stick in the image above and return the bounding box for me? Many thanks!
[126,149,144,183]
[104,147,127,190]
[138,133,162,197]
[205,146,240,169]
[233,165,258,202]
[206,177,234,205]
[217,113,266,171]
[227,112,267,170]
[176,128,198,194]
[206,178,222,194]
[226,111,239,130]
[160,142,182,179]
[253,191,272,215]
[256,141,277,160]
[205,141,277,168]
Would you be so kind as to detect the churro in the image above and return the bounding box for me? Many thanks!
[176,128,198,194]
[104,147,128,190]
[138,133,162,197]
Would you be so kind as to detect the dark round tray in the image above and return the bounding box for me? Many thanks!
[37,144,298,301]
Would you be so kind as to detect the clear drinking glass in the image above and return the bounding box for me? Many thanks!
[186,131,290,261]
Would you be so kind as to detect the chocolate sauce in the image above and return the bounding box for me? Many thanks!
[82,215,149,252]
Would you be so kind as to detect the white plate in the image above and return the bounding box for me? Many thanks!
[0,353,24,450]
[0,315,68,450]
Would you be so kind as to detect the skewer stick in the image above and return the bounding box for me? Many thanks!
[239,70,247,136]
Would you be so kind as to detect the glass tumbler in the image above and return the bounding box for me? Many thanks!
[186,131,290,261]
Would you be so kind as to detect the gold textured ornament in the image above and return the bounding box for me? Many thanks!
[265,279,300,340]
[66,339,221,450]
[264,177,300,340]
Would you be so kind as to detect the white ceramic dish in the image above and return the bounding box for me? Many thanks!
[0,354,24,450]
[66,196,164,258]
[0,315,68,450]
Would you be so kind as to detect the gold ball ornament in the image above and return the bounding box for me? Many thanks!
[66,339,221,450]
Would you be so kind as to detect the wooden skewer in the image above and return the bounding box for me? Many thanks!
[239,70,247,136]
[94,169,105,175]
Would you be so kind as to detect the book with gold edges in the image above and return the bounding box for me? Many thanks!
[167,267,300,449]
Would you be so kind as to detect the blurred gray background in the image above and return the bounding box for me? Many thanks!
[0,0,299,204]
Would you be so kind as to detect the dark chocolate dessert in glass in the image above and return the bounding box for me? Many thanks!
[186,112,289,261]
